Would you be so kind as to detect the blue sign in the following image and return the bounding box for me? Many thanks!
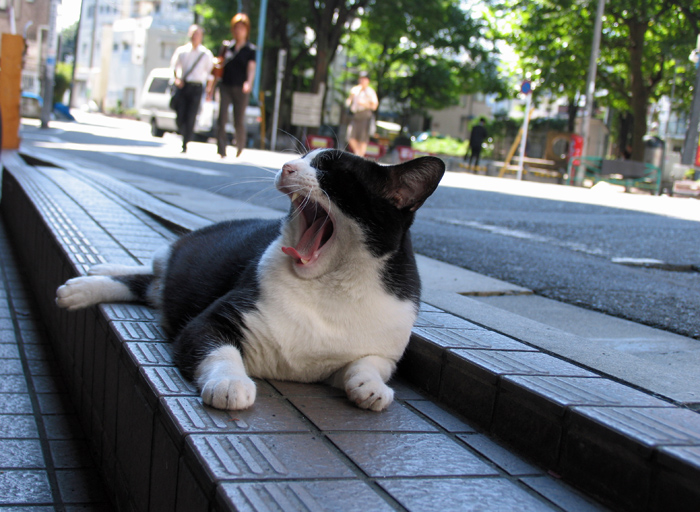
[521,80,532,94]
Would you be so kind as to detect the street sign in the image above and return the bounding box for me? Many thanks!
[520,80,532,94]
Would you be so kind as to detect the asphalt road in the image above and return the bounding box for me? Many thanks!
[16,114,700,340]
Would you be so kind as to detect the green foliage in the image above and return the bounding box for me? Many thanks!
[486,0,700,159]
[413,135,468,156]
[342,0,508,125]
[53,62,73,104]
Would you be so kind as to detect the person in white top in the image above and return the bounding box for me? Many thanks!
[170,25,213,153]
[345,71,378,157]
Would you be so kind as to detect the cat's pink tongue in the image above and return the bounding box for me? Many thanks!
[281,217,330,264]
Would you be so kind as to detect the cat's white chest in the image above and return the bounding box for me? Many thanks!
[240,243,417,381]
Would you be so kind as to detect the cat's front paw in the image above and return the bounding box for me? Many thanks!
[201,375,256,410]
[346,377,394,412]
[56,276,106,311]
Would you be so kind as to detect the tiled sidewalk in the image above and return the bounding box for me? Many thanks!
[0,218,113,510]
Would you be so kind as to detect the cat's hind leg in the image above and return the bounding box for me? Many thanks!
[328,355,396,411]
[195,345,256,410]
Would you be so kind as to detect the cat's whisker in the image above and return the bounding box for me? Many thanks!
[208,178,276,195]
[277,129,305,156]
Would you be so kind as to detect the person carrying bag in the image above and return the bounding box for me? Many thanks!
[169,25,213,153]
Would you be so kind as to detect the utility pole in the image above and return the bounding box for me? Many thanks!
[681,35,700,166]
[252,0,268,101]
[575,0,606,185]
[40,0,60,128]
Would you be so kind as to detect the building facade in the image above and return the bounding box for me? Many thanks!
[0,0,51,94]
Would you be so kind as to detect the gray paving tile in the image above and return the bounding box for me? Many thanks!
[21,343,55,361]
[0,358,23,375]
[328,433,499,477]
[405,399,476,433]
[43,415,85,440]
[188,433,355,481]
[49,439,95,468]
[501,376,673,410]
[458,434,543,476]
[37,393,76,415]
[218,480,395,512]
[571,406,700,449]
[450,349,598,378]
[31,374,67,394]
[124,341,174,366]
[55,469,107,504]
[141,366,198,397]
[161,395,309,437]
[415,311,484,329]
[380,477,554,511]
[413,326,536,351]
[652,445,700,511]
[268,380,345,398]
[289,396,438,432]
[0,374,28,393]
[0,329,18,343]
[0,440,45,468]
[99,303,157,322]
[0,393,33,414]
[0,344,20,358]
[0,470,53,504]
[0,415,39,439]
[520,476,608,512]
[111,320,167,343]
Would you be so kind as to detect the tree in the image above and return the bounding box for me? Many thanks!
[488,0,700,160]
[343,0,507,126]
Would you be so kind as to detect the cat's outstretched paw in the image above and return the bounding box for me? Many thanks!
[56,276,123,311]
[201,376,256,410]
[346,376,394,412]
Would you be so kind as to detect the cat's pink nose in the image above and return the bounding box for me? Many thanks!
[282,163,297,175]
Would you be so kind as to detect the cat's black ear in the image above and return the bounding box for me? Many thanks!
[383,156,445,212]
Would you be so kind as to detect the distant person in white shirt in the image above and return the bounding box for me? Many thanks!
[170,25,213,153]
[345,71,378,157]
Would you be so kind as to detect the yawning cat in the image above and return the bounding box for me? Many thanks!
[56,149,445,411]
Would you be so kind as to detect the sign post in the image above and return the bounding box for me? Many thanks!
[270,49,287,151]
[517,80,532,181]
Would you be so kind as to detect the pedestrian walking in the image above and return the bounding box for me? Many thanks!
[209,13,257,158]
[170,25,214,153]
[464,117,488,169]
[345,71,378,157]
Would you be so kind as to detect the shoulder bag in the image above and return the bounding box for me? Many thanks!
[169,51,206,111]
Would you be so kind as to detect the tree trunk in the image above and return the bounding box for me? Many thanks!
[627,18,649,162]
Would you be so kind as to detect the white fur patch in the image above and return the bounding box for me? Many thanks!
[195,344,256,410]
[88,263,151,276]
[56,276,136,311]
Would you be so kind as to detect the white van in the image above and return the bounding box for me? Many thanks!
[138,67,261,146]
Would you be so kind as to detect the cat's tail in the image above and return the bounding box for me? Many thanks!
[56,263,158,311]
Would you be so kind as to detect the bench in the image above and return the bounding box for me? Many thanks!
[569,157,662,193]
[2,150,699,512]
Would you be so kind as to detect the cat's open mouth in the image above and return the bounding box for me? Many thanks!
[281,194,334,266]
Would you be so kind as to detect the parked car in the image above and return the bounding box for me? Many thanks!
[138,68,261,147]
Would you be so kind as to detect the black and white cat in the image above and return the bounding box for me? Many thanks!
[56,149,445,411]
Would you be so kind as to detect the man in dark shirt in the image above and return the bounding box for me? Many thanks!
[464,117,488,169]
